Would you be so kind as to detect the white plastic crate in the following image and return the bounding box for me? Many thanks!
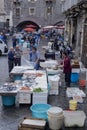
[33,91,48,97]
[63,111,86,127]
[33,95,48,104]
[18,92,31,104]
[49,89,59,95]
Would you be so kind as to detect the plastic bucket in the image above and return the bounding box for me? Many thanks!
[2,96,15,106]
[47,107,64,130]
[71,73,79,83]
[79,80,86,87]
[69,100,77,110]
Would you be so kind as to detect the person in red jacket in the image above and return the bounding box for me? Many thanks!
[62,51,72,87]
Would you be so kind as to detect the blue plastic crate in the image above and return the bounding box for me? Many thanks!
[2,96,15,106]
[71,73,79,83]
[30,103,51,120]
[13,75,22,81]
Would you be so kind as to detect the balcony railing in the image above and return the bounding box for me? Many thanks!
[61,0,83,12]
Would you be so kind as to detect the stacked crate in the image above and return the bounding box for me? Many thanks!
[48,75,60,95]
[18,117,46,130]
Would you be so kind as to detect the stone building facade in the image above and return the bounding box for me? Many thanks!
[3,0,64,30]
[0,0,6,29]
[61,0,87,67]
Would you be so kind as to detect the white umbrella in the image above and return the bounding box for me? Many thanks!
[43,25,56,29]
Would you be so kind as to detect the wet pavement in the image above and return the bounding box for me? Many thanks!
[0,37,87,130]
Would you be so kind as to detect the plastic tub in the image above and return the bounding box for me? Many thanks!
[47,107,64,130]
[30,103,51,120]
[71,73,79,83]
[2,96,15,106]
[63,111,86,127]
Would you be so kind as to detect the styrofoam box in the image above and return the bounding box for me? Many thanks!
[18,92,31,104]
[49,90,59,95]
[63,111,86,127]
[48,76,60,88]
[33,96,48,104]
[33,91,48,96]
[49,82,59,88]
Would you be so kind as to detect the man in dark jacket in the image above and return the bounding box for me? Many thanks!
[12,35,17,48]
[14,45,22,66]
[8,47,15,72]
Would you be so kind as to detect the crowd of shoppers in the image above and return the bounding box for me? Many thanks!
[7,29,73,87]
[8,31,41,73]
[8,45,22,73]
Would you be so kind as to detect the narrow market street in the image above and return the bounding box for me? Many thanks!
[0,36,87,130]
[0,0,87,130]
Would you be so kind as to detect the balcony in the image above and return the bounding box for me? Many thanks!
[13,0,21,6]
[45,0,55,4]
[61,0,83,12]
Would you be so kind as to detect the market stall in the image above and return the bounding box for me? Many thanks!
[10,65,34,81]
[2,70,48,106]
[23,70,48,104]
[0,82,17,106]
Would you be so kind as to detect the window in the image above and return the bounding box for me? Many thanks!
[28,0,37,3]
[29,7,36,15]
[47,6,52,15]
[16,8,21,17]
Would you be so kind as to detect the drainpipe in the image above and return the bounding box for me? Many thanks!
[80,14,86,61]
[70,18,73,46]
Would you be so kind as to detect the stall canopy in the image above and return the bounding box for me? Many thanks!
[26,24,37,28]
[56,25,65,29]
[24,28,35,32]
[42,25,56,29]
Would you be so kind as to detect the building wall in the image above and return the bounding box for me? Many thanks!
[61,0,87,67]
[4,0,64,28]
[0,0,6,29]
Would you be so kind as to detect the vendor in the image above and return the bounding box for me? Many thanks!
[62,51,72,87]
[29,46,40,70]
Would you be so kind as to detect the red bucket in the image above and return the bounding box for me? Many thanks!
[79,80,86,87]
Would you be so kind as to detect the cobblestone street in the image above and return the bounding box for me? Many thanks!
[0,37,87,130]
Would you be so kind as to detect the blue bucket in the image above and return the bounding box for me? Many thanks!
[30,103,51,120]
[2,96,15,106]
[71,73,79,83]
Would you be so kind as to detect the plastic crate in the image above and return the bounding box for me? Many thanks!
[71,73,79,83]
[13,75,22,81]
